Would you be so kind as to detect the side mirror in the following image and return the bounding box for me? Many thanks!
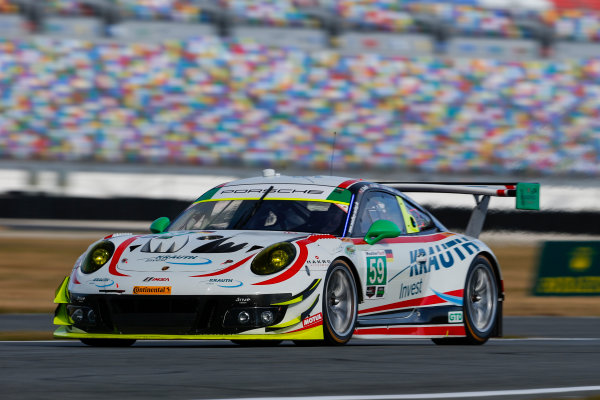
[150,217,171,234]
[364,220,402,245]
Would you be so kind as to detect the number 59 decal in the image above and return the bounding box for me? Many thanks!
[365,253,387,285]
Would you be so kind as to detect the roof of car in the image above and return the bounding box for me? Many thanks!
[224,175,361,188]
[196,174,367,204]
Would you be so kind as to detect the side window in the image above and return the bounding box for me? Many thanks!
[353,191,405,237]
[403,198,434,231]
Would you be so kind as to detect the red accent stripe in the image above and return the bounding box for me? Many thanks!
[190,254,255,277]
[359,289,464,315]
[71,269,81,284]
[108,237,139,277]
[338,179,361,189]
[354,325,465,337]
[351,233,453,246]
[287,321,324,334]
[253,235,335,286]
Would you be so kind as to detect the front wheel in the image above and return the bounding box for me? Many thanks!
[322,260,358,345]
[432,255,498,346]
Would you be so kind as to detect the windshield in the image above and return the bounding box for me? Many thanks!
[169,199,348,236]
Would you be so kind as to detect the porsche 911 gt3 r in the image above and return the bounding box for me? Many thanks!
[53,171,539,346]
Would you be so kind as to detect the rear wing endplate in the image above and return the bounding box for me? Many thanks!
[378,182,540,238]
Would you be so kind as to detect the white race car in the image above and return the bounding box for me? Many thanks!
[54,172,539,346]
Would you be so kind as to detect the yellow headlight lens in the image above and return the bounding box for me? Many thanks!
[81,241,115,274]
[251,242,296,275]
[270,249,289,269]
[91,248,111,266]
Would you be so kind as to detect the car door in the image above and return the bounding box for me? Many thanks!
[351,190,433,321]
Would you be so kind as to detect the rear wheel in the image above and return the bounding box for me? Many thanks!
[80,339,136,347]
[322,260,358,345]
[432,255,498,346]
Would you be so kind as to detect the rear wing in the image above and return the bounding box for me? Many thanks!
[377,182,540,238]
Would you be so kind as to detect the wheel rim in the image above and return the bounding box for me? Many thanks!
[326,266,356,337]
[466,264,497,332]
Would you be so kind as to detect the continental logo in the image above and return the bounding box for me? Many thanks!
[133,286,172,295]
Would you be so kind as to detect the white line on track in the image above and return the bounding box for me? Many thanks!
[200,386,600,400]
[496,337,600,341]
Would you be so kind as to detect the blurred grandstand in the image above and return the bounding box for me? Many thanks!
[0,0,599,184]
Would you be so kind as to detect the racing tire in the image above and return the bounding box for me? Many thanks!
[432,255,498,346]
[80,339,136,347]
[230,340,282,346]
[322,260,358,345]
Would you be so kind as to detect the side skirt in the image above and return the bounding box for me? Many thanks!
[353,324,466,339]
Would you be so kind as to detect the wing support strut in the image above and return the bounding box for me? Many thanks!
[465,195,490,239]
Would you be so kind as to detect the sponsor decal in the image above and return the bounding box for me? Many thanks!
[389,237,480,282]
[366,286,376,299]
[399,278,423,299]
[302,312,323,328]
[202,278,244,288]
[448,311,463,323]
[141,255,212,265]
[235,297,251,303]
[367,285,386,299]
[220,188,324,195]
[89,278,115,288]
[133,286,172,295]
[143,277,170,282]
[345,245,356,255]
[306,256,332,266]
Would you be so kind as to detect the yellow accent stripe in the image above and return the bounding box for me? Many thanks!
[268,316,302,329]
[54,276,70,304]
[272,297,303,306]
[397,197,420,234]
[53,303,73,326]
[53,325,323,341]
[271,279,322,306]
[309,280,321,290]
[194,198,349,205]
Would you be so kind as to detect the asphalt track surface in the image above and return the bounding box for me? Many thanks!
[1,316,600,400]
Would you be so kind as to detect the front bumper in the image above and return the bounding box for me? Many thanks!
[63,293,290,335]
[53,277,324,340]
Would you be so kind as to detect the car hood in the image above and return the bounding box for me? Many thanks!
[112,230,311,273]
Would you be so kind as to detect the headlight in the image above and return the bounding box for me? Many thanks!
[251,242,296,275]
[81,241,115,274]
